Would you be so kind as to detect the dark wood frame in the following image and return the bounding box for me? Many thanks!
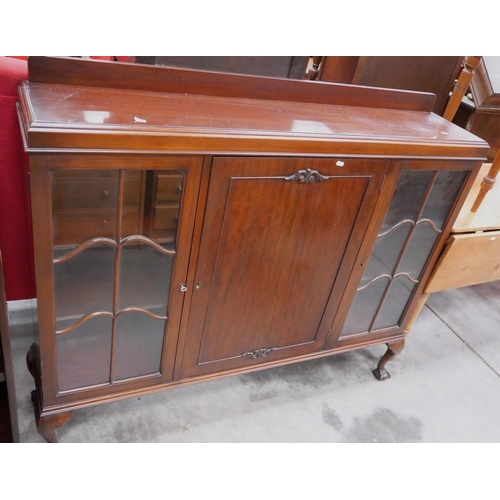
[29,154,202,410]
[326,158,482,350]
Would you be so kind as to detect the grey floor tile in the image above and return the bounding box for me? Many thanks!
[9,281,500,443]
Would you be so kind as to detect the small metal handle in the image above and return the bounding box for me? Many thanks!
[180,282,187,292]
[103,190,109,196]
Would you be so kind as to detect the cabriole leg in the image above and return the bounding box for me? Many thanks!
[373,340,405,381]
[31,390,72,443]
[27,343,72,443]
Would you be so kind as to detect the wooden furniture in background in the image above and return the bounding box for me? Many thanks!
[426,231,500,292]
[454,57,500,162]
[401,57,500,332]
[52,170,146,247]
[452,57,500,213]
[134,56,310,79]
[18,57,488,442]
[401,56,487,329]
[51,168,183,248]
[316,56,463,115]
[306,56,323,80]
[0,250,20,443]
[144,169,184,243]
[426,161,500,292]
[471,151,500,212]
[442,56,481,121]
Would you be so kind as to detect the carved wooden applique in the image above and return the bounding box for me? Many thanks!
[284,168,329,184]
[240,347,278,359]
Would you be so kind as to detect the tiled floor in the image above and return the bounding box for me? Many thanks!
[8,281,500,442]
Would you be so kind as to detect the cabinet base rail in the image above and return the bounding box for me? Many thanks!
[26,337,405,443]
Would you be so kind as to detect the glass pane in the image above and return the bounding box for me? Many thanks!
[380,170,435,230]
[362,224,411,285]
[56,315,112,392]
[372,276,416,331]
[396,223,440,279]
[123,169,184,244]
[113,312,165,381]
[420,171,467,229]
[120,170,144,238]
[52,167,185,388]
[52,170,119,247]
[53,245,115,322]
[341,277,389,336]
[118,244,174,312]
[117,169,183,315]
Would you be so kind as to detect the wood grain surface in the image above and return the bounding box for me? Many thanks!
[425,231,500,292]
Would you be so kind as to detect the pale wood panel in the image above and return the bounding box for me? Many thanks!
[453,163,500,233]
[426,231,500,292]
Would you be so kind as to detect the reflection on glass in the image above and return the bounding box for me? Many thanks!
[124,169,184,243]
[396,223,440,279]
[341,277,389,336]
[372,276,416,330]
[54,245,115,323]
[341,169,467,337]
[52,170,119,247]
[119,244,174,312]
[51,167,186,388]
[420,171,467,229]
[113,312,165,381]
[381,170,435,230]
[362,225,411,286]
[56,315,112,392]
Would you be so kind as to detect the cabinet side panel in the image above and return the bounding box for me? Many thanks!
[29,156,58,405]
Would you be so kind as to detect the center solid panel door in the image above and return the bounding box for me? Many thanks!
[179,157,389,379]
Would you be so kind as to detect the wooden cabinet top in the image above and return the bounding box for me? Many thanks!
[17,57,489,159]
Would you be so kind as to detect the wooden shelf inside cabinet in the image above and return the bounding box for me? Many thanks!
[17,57,489,442]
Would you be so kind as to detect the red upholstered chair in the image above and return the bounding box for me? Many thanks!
[0,57,35,300]
[0,56,132,301]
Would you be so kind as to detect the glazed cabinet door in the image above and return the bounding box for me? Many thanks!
[179,157,389,379]
[326,162,473,349]
[30,155,202,407]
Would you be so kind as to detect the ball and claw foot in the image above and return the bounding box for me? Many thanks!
[373,366,391,381]
[372,340,405,382]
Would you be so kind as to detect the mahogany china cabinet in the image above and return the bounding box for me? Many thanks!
[17,57,488,442]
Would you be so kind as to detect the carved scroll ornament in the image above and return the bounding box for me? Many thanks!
[284,168,329,184]
[241,347,278,359]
